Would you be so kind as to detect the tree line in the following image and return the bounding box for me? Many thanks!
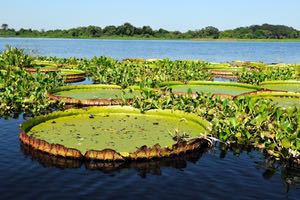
[1,23,299,39]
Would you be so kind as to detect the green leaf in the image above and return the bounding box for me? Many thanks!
[281,138,291,149]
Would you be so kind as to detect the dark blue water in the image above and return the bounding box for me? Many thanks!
[1,38,300,63]
[1,38,300,199]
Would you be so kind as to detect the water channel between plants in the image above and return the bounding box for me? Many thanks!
[0,39,300,199]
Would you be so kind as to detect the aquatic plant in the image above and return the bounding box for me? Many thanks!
[20,106,212,160]
[1,47,299,164]
[49,84,143,106]
[260,80,300,93]
[85,59,212,88]
[237,67,296,85]
[236,90,300,108]
[131,89,300,163]
[159,81,261,96]
[0,67,64,116]
[0,45,33,69]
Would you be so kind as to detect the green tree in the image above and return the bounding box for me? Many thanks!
[103,25,117,35]
[1,24,8,30]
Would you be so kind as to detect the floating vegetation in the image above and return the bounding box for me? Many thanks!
[20,106,212,161]
[0,46,299,164]
[236,90,300,108]
[205,63,244,78]
[260,80,300,93]
[83,58,213,88]
[0,67,64,116]
[131,90,300,163]
[49,84,147,106]
[59,69,85,81]
[25,67,85,83]
[160,81,261,96]
[236,67,296,85]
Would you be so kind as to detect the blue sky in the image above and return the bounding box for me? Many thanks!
[1,0,300,31]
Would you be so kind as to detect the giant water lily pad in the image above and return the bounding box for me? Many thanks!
[25,67,85,83]
[260,81,300,93]
[49,85,143,105]
[59,69,86,83]
[160,81,260,96]
[237,90,300,107]
[21,141,204,171]
[205,63,244,78]
[20,106,212,161]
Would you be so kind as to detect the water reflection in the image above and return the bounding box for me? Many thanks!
[20,143,206,177]
[21,141,300,188]
[217,143,300,190]
[257,157,300,191]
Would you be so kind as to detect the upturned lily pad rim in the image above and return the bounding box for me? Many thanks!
[236,90,300,98]
[20,106,212,161]
[260,80,300,86]
[159,81,261,90]
[259,80,300,93]
[59,69,86,75]
[21,142,206,171]
[25,67,59,72]
[49,84,148,106]
[51,84,144,93]
[206,66,245,71]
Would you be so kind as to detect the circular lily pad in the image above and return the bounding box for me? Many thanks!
[260,81,300,93]
[25,67,58,73]
[59,69,86,83]
[160,81,260,96]
[237,90,300,107]
[49,85,142,106]
[206,64,243,78]
[20,106,212,161]
[25,67,85,83]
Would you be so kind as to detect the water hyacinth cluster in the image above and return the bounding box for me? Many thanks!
[130,89,300,162]
[236,67,296,85]
[83,58,213,88]
[0,67,64,116]
[0,45,33,69]
[0,46,65,116]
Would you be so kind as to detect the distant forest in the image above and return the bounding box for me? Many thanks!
[1,23,300,39]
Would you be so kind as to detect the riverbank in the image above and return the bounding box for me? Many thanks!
[1,35,300,42]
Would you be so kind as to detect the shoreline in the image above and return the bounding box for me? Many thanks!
[1,36,300,42]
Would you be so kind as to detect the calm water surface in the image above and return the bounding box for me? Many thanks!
[1,38,300,63]
[0,38,300,199]
[0,116,299,200]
